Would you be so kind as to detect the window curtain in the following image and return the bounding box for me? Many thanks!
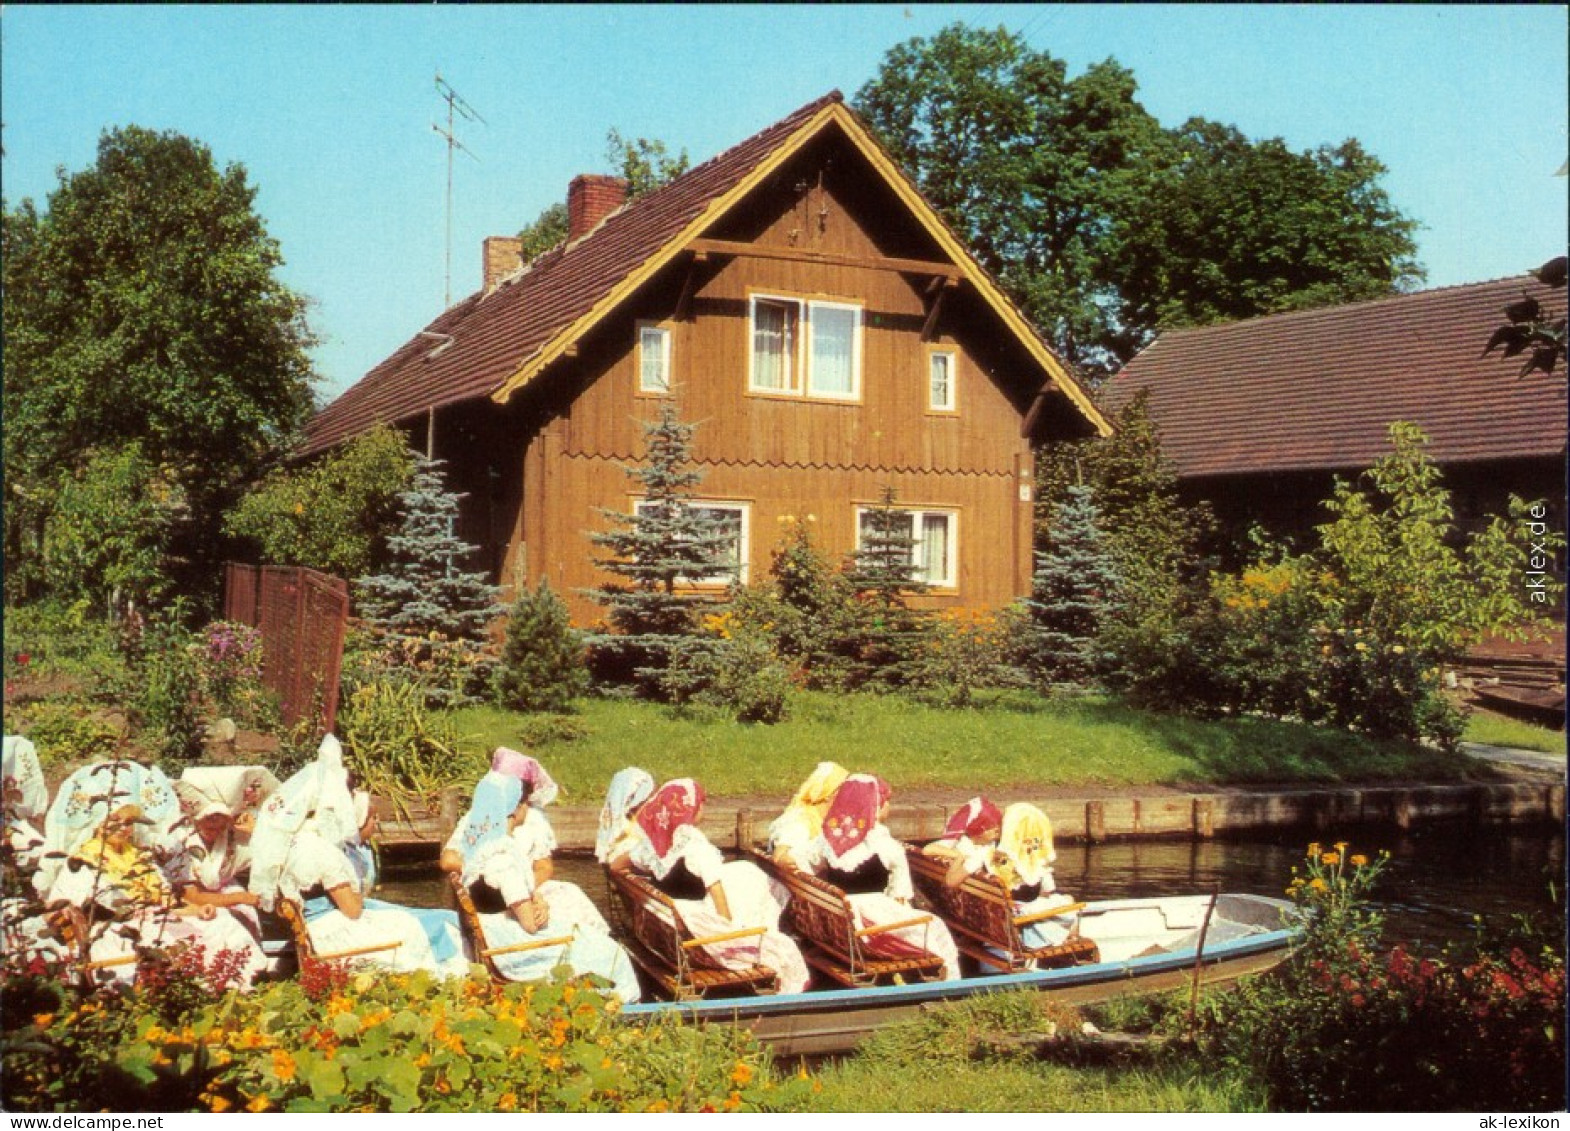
[810,305,855,396]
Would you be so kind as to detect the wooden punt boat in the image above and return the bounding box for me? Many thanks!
[619,892,1301,1057]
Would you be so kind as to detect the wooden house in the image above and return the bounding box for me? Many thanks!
[1101,276,1566,547]
[303,91,1108,624]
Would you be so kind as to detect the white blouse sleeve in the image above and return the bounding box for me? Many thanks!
[289,834,359,895]
[509,808,557,864]
[673,826,727,890]
[477,840,536,906]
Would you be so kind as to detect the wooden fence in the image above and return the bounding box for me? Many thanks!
[223,563,349,733]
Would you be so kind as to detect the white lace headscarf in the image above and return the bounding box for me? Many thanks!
[36,760,182,896]
[2,735,48,822]
[175,766,279,890]
[595,766,653,863]
[248,735,356,911]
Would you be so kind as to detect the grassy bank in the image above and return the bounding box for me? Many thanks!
[448,690,1488,801]
[1463,708,1566,755]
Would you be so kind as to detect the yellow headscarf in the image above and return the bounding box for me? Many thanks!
[780,761,849,841]
[992,803,1056,891]
[71,805,173,908]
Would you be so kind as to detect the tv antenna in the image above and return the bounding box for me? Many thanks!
[433,72,484,308]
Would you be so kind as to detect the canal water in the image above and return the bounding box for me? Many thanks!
[377,823,1565,954]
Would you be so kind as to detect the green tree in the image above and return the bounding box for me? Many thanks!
[855,24,1421,376]
[605,129,690,197]
[842,486,930,690]
[3,126,317,607]
[1023,485,1121,688]
[587,400,736,696]
[492,581,589,714]
[1112,121,1423,334]
[516,201,567,263]
[224,424,416,579]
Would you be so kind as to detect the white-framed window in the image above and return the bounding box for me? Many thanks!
[855,506,957,588]
[633,499,749,585]
[637,323,671,393]
[748,294,861,401]
[928,349,956,412]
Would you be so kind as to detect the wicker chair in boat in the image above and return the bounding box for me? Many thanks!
[603,868,779,1001]
[748,851,947,988]
[905,845,1099,974]
[445,871,574,983]
[275,895,403,970]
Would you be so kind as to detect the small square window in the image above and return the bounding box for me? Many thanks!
[638,324,671,393]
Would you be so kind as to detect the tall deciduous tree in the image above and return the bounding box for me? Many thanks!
[855,23,1422,377]
[3,126,317,607]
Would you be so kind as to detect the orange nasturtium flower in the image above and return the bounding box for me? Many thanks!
[272,1048,298,1082]
[1351,854,1369,867]
[731,1062,754,1087]
[1321,852,1341,866]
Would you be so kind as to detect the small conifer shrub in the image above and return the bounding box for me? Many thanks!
[492,580,588,714]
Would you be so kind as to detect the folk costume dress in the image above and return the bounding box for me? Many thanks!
[250,737,465,979]
[799,774,961,981]
[765,761,848,865]
[922,796,1002,868]
[348,789,467,972]
[595,767,654,865]
[450,768,641,1000]
[986,803,1080,950]
[2,735,48,870]
[40,761,268,986]
[617,779,809,994]
[173,766,280,938]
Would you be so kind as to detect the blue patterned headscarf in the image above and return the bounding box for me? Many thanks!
[457,770,523,887]
[595,766,654,863]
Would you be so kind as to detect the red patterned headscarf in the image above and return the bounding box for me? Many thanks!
[636,779,705,859]
[821,774,888,857]
[942,797,1002,843]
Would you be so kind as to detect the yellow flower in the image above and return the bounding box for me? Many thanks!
[1392,645,1406,655]
[272,1048,297,1082]
[209,1096,232,1113]
[1351,854,1369,867]
[1354,642,1368,652]
[1309,878,1328,892]
[1307,843,1321,857]
[246,1095,272,1113]
[497,1092,518,1112]
[32,1013,53,1028]
[725,1091,742,1111]
[1321,852,1341,866]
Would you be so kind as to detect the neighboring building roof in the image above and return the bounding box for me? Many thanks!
[1102,277,1567,480]
[304,91,1106,456]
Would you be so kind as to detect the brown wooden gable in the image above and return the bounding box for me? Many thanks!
[304,93,1106,458]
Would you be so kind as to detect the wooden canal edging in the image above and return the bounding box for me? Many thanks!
[374,779,1566,854]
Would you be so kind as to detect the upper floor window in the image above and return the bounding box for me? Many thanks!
[749,294,861,401]
[928,349,956,412]
[855,506,957,589]
[638,323,671,393]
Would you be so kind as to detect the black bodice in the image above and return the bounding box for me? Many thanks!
[823,853,891,896]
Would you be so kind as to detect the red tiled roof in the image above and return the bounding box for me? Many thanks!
[1102,277,1568,479]
[303,91,847,455]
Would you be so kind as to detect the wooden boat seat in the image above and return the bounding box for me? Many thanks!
[752,853,947,988]
[603,868,779,1001]
[275,896,403,969]
[445,871,574,983]
[906,846,1100,975]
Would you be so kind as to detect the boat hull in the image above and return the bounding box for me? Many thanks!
[620,893,1300,1057]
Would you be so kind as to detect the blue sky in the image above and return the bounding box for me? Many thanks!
[3,4,1566,403]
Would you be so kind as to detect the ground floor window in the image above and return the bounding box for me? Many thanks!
[633,499,749,585]
[855,506,957,588]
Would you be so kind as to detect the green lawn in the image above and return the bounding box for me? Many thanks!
[1463,708,1566,756]
[447,690,1488,802]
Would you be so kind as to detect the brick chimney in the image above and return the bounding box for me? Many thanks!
[567,174,629,241]
[482,235,524,293]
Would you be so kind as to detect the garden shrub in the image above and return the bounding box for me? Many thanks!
[748,515,861,691]
[513,713,591,749]
[1020,484,1121,690]
[909,607,1028,709]
[1,970,814,1113]
[492,581,589,714]
[661,616,792,724]
[133,605,206,769]
[840,487,930,691]
[7,697,122,766]
[1200,841,1567,1112]
[337,680,473,804]
[193,620,271,727]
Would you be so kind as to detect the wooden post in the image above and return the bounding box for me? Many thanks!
[1394,790,1413,832]
[439,787,464,909]
[1086,801,1105,844]
[1193,797,1215,840]
[735,809,754,852]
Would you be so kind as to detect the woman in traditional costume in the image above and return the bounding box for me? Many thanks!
[2,735,49,871]
[796,773,961,981]
[608,778,808,993]
[765,761,848,868]
[173,766,279,936]
[249,736,466,978]
[445,763,641,999]
[977,803,1081,949]
[920,796,1004,888]
[594,766,654,865]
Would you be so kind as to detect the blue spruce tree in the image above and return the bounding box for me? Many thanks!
[587,400,736,697]
[1026,484,1120,689]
